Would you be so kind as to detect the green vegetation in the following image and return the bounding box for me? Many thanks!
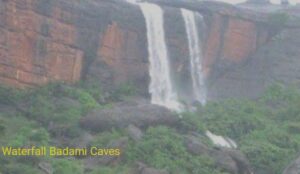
[52,159,84,174]
[268,12,290,29]
[125,126,224,174]
[111,82,137,101]
[0,83,299,174]
[183,84,300,174]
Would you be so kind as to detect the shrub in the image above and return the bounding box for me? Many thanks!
[64,87,99,113]
[88,166,132,174]
[52,159,83,174]
[240,139,293,174]
[3,163,42,174]
[8,126,49,147]
[24,83,100,137]
[111,82,136,101]
[180,112,206,133]
[0,85,24,105]
[90,129,123,147]
[197,99,267,140]
[268,12,289,29]
[125,126,224,174]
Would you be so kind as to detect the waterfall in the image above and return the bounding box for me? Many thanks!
[139,3,182,111]
[181,9,207,105]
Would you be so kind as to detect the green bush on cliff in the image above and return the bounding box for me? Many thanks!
[185,85,300,174]
[3,163,42,174]
[88,166,132,174]
[0,85,24,105]
[23,83,100,137]
[194,99,267,141]
[125,126,225,174]
[90,128,123,147]
[1,83,300,174]
[111,82,137,101]
[8,126,49,147]
[52,159,83,174]
[268,12,289,29]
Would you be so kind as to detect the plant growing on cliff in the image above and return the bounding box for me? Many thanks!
[125,126,225,174]
[111,82,137,101]
[268,12,289,30]
[52,159,84,174]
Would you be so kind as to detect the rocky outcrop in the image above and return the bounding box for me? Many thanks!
[184,135,253,174]
[283,155,300,174]
[89,2,148,95]
[80,100,180,132]
[203,13,270,77]
[127,124,144,142]
[0,0,148,92]
[208,27,300,100]
[0,0,83,87]
[1,0,299,101]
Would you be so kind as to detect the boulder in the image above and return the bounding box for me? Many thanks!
[211,149,239,174]
[283,155,300,174]
[70,132,94,149]
[209,147,253,174]
[38,162,53,174]
[80,102,180,132]
[84,137,129,169]
[127,124,144,142]
[217,148,252,174]
[184,135,252,174]
[184,135,211,155]
[99,137,129,165]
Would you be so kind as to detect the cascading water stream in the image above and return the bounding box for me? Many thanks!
[125,0,207,110]
[139,3,183,111]
[181,9,207,105]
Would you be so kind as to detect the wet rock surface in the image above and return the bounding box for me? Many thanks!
[80,100,180,132]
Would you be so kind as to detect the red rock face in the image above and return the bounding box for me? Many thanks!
[0,0,83,88]
[222,18,257,62]
[0,0,271,92]
[203,14,270,77]
[96,20,148,92]
[203,14,224,76]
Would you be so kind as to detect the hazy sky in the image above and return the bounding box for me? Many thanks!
[216,0,299,4]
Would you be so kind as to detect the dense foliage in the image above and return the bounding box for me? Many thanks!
[0,83,299,174]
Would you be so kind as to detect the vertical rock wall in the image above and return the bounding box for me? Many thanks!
[0,0,83,87]
[0,0,278,100]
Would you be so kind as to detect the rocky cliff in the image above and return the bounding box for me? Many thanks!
[0,0,148,91]
[0,0,83,87]
[0,0,299,100]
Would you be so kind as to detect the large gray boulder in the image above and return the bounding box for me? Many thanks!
[80,100,180,132]
[184,135,211,155]
[184,135,252,174]
[211,148,252,174]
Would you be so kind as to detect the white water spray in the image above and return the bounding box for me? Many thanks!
[140,3,182,111]
[181,9,207,105]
